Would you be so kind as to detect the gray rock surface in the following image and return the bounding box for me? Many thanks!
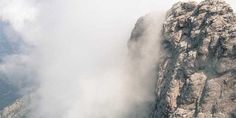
[2,0,236,118]
[130,0,236,117]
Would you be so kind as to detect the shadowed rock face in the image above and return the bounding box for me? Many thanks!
[130,0,236,117]
[2,0,236,118]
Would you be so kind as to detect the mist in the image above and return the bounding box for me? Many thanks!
[30,1,168,117]
[1,0,236,118]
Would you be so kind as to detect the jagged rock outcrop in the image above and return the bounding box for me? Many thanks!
[130,0,236,117]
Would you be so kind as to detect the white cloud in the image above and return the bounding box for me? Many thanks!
[1,0,236,118]
[0,0,37,31]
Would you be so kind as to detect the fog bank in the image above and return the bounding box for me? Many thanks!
[31,1,168,117]
[1,0,236,118]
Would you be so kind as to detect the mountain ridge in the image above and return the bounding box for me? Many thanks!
[130,0,236,117]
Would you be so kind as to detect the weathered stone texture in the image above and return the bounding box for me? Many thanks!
[130,0,236,117]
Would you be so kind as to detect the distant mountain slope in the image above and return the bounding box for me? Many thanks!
[0,95,31,118]
[0,22,24,110]
[0,22,23,58]
[0,22,33,117]
[2,0,236,118]
[0,78,19,110]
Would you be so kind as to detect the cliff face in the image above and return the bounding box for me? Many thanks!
[130,0,236,117]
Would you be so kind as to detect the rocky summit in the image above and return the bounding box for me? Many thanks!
[1,0,236,118]
[130,0,236,117]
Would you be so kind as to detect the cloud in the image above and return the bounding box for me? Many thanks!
[1,0,236,118]
[0,0,37,31]
[0,0,39,112]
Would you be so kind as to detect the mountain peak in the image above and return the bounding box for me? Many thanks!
[129,0,236,117]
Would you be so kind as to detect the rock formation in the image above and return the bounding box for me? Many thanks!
[2,0,236,118]
[130,0,236,117]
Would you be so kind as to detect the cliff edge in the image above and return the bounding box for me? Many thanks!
[130,0,236,117]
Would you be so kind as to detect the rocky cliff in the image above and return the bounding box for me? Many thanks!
[130,0,236,117]
[2,0,236,118]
